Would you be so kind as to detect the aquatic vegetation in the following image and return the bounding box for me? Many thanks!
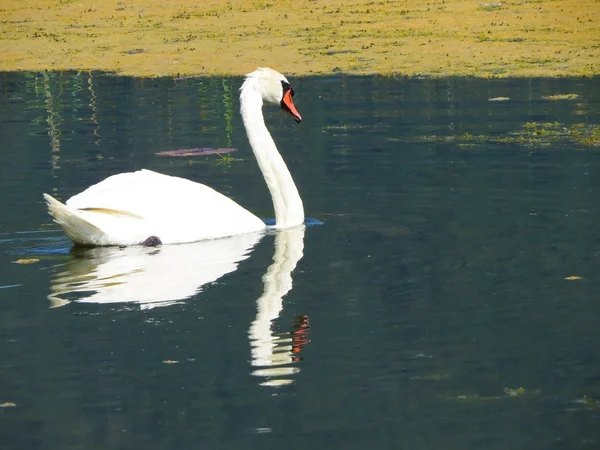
[448,387,539,402]
[503,387,527,397]
[215,152,244,167]
[322,124,369,131]
[574,396,600,408]
[0,0,597,76]
[477,3,505,12]
[542,93,580,101]
[467,122,598,147]
[409,373,449,381]
[410,120,599,149]
[515,122,600,147]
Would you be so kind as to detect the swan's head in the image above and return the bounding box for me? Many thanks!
[241,68,302,123]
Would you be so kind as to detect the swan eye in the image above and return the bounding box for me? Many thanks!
[281,80,292,93]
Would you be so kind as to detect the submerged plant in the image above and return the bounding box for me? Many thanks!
[215,152,244,167]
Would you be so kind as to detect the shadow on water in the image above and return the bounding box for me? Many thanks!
[0,71,599,449]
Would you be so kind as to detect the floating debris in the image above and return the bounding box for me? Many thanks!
[407,353,434,359]
[162,360,179,364]
[488,96,510,101]
[156,148,238,157]
[0,402,17,408]
[574,395,600,407]
[448,393,502,401]
[12,258,40,264]
[503,387,526,397]
[479,2,504,10]
[448,387,539,402]
[565,276,583,281]
[410,373,449,381]
[123,48,147,55]
[250,427,273,434]
[542,93,580,101]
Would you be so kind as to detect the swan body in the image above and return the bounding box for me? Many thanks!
[44,67,304,246]
[44,170,265,246]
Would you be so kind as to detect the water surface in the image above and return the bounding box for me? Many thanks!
[1,72,599,449]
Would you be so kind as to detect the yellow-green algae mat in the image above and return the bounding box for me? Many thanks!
[0,0,598,77]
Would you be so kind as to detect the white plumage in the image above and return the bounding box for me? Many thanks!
[44,170,265,246]
[43,68,304,246]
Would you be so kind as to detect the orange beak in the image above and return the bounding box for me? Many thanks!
[281,90,302,123]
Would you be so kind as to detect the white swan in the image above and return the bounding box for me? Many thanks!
[43,67,304,246]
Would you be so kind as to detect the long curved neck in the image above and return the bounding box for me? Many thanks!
[240,84,304,228]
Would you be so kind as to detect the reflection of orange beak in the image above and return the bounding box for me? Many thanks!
[291,314,310,358]
[281,90,302,123]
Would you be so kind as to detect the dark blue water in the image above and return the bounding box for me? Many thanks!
[1,72,599,449]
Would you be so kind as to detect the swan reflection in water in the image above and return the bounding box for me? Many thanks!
[49,232,263,309]
[49,225,310,386]
[248,225,310,387]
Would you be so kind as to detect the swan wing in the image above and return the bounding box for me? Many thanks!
[65,170,266,244]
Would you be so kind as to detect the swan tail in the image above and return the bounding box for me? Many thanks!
[43,194,105,246]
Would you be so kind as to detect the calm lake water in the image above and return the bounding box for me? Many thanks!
[1,72,599,449]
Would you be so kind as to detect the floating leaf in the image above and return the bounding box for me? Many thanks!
[12,258,40,264]
[0,402,17,408]
[162,360,179,364]
[565,276,583,281]
[488,96,510,101]
[156,148,237,157]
